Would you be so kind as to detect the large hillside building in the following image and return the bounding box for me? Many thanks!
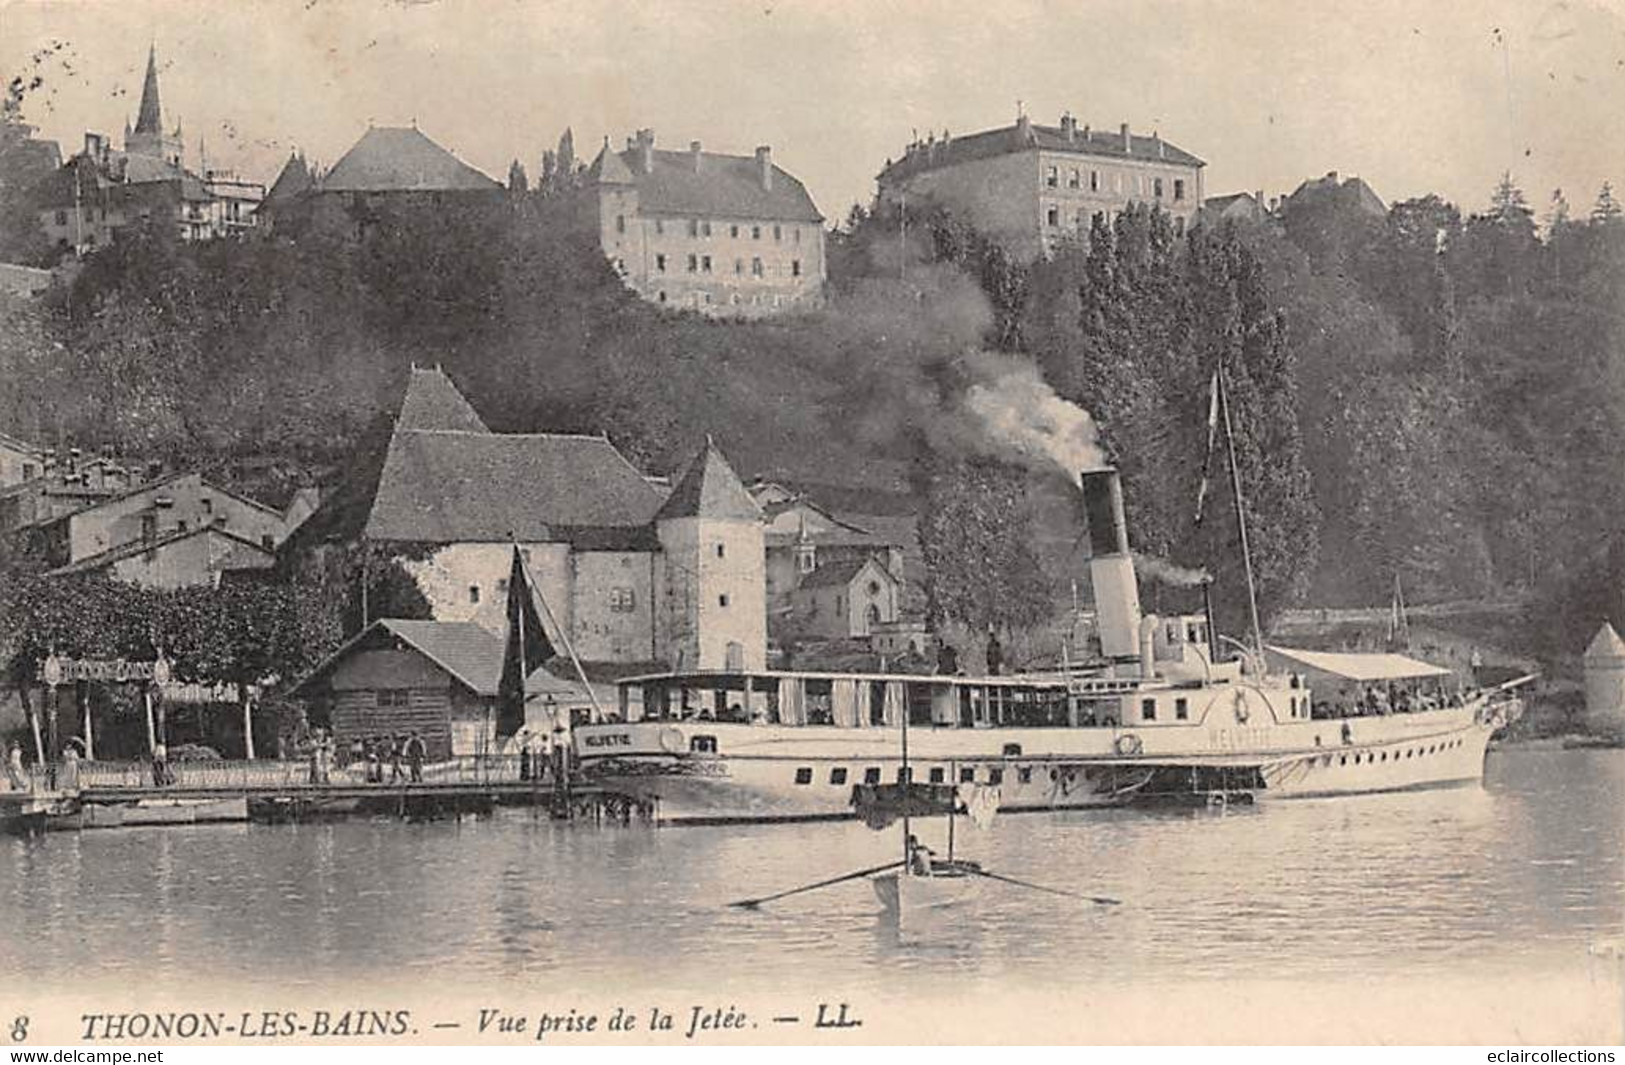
[295,366,767,672]
[876,112,1205,261]
[585,129,826,318]
[261,125,502,239]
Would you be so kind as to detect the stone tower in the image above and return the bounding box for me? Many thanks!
[655,439,765,672]
[1584,622,1625,734]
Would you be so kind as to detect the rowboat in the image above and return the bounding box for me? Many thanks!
[872,858,982,914]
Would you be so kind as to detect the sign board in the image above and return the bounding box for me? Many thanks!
[36,655,173,685]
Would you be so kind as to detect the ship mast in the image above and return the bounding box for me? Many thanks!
[1217,363,1265,660]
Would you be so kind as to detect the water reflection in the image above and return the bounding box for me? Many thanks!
[0,751,1618,996]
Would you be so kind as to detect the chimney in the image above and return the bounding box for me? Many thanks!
[1120,122,1132,153]
[1080,469,1143,661]
[754,145,773,191]
[1060,112,1077,143]
[690,140,702,172]
[635,128,655,174]
[1326,170,1339,184]
[1082,123,1091,141]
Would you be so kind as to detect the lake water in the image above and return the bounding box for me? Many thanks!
[2,749,1621,1041]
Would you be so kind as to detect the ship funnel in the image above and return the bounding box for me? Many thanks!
[1081,469,1143,660]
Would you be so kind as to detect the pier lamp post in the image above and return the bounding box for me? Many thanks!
[41,653,63,782]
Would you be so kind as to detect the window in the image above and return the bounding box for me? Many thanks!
[864,767,881,785]
[469,585,481,604]
[895,766,911,783]
[928,767,945,783]
[751,225,761,240]
[1154,177,1165,198]
[496,578,509,595]
[1046,206,1059,227]
[735,258,744,275]
[773,224,782,241]
[609,587,637,612]
[730,224,740,238]
[829,767,848,785]
[54,209,67,226]
[1090,170,1100,192]
[1002,743,1022,757]
[688,219,699,237]
[716,543,726,558]
[1142,697,1157,721]
[959,766,975,783]
[1068,168,1080,189]
[718,594,729,607]
[1174,178,1186,201]
[690,735,717,753]
[794,228,801,243]
[656,253,667,273]
[261,534,275,550]
[658,291,667,303]
[687,253,698,272]
[794,767,812,785]
[702,255,712,273]
[376,689,410,708]
[1045,165,1058,188]
[702,221,712,237]
[791,259,801,277]
[1018,767,1033,784]
[1175,697,1189,721]
[988,768,1004,786]
[751,257,763,277]
[796,545,816,573]
[655,219,665,235]
[615,214,626,234]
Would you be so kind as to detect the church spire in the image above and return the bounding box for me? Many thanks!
[134,44,162,135]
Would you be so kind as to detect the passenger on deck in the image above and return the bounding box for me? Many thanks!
[907,834,934,877]
[5,741,24,790]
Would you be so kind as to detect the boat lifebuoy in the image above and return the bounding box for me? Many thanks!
[658,727,685,755]
[1115,733,1143,756]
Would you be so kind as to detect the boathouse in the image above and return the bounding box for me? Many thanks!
[290,619,590,759]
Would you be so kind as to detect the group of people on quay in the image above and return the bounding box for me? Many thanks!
[301,730,429,785]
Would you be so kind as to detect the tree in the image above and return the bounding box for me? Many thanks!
[1592,182,1622,226]
[507,159,529,195]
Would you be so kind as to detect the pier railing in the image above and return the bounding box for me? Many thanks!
[62,755,553,792]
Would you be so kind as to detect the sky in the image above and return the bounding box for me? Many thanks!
[3,0,1624,222]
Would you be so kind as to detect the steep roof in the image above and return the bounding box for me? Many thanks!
[397,366,489,432]
[655,439,762,522]
[134,46,163,136]
[320,126,500,193]
[799,555,892,590]
[364,429,664,542]
[265,152,313,204]
[289,618,582,699]
[879,120,1204,184]
[1586,623,1625,662]
[589,143,823,223]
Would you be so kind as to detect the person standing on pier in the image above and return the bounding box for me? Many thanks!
[405,731,425,783]
[388,734,406,784]
[151,741,171,787]
[6,741,25,790]
[60,742,80,789]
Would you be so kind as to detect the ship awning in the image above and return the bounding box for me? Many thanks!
[1265,645,1452,682]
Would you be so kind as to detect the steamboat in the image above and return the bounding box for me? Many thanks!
[574,468,1527,824]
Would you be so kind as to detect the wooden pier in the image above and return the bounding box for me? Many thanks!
[2,758,656,834]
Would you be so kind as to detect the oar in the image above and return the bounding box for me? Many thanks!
[729,860,906,909]
[969,868,1120,906]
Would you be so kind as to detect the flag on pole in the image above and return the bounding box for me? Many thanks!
[496,545,554,739]
[1193,369,1221,526]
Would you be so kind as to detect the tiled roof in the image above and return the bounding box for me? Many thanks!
[265,153,313,204]
[655,440,762,522]
[397,366,489,432]
[320,126,500,193]
[878,120,1204,183]
[290,618,579,699]
[589,144,823,223]
[364,429,664,542]
[798,556,890,590]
